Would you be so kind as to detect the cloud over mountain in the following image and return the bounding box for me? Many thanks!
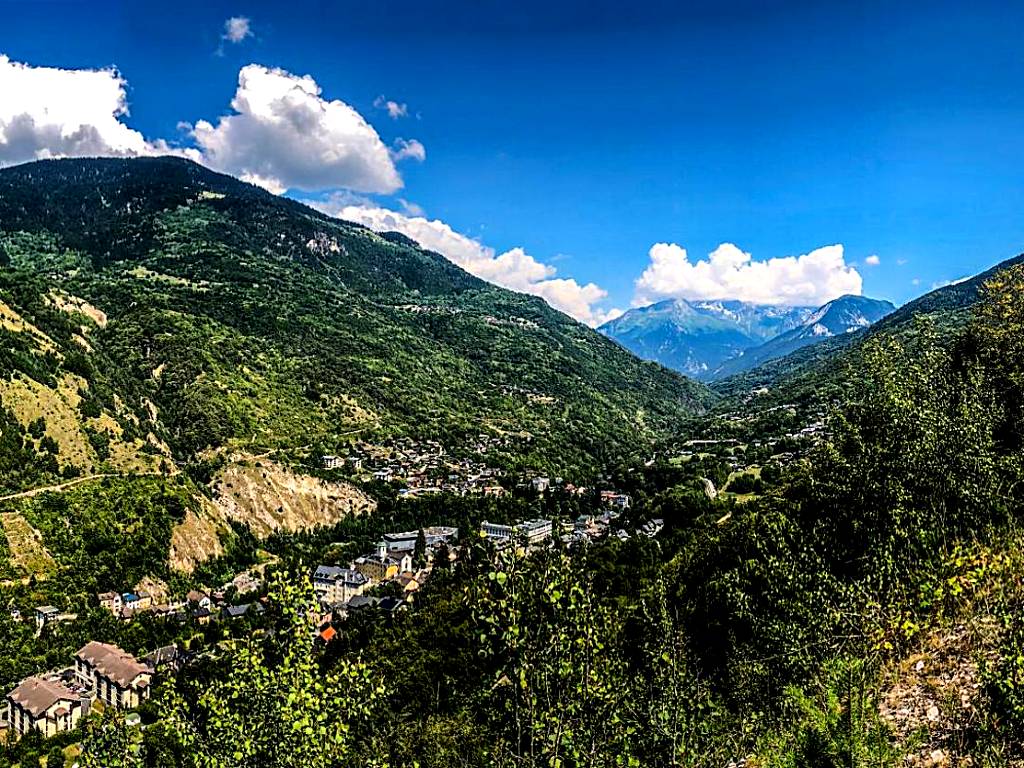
[633,242,863,307]
[188,65,412,195]
[0,56,414,199]
[318,199,619,326]
[0,52,618,327]
[0,55,175,166]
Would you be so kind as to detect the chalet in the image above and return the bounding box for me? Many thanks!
[321,454,343,470]
[531,477,551,493]
[223,603,264,621]
[121,593,141,611]
[144,645,182,673]
[600,491,632,509]
[74,642,151,709]
[397,571,424,599]
[640,518,664,537]
[192,607,213,625]
[312,565,368,604]
[378,596,406,614]
[345,594,378,612]
[5,676,87,738]
[97,592,122,613]
[186,590,211,609]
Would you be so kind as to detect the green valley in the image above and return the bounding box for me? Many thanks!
[2,158,1024,768]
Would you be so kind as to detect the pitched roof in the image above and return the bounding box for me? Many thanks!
[75,641,148,687]
[313,565,367,585]
[378,597,405,613]
[143,645,179,668]
[7,677,78,718]
[346,595,378,610]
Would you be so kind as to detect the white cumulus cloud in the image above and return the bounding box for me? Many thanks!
[389,137,425,163]
[864,254,881,266]
[314,198,620,326]
[188,64,415,194]
[373,96,408,119]
[223,17,253,44]
[0,56,415,198]
[633,242,863,307]
[0,54,181,166]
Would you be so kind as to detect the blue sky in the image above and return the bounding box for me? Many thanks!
[2,0,1023,323]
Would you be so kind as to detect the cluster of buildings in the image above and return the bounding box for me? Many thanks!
[673,406,831,479]
[311,526,459,625]
[4,641,153,739]
[322,436,513,496]
[564,510,663,546]
[479,505,657,551]
[322,436,645,509]
[93,570,264,626]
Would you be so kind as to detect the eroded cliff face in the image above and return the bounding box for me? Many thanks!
[169,458,375,572]
[169,495,227,573]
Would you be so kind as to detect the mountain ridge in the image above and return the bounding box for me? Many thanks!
[0,156,710,480]
[710,252,1024,403]
[711,294,895,378]
[599,294,894,380]
[598,298,814,378]
[0,156,711,579]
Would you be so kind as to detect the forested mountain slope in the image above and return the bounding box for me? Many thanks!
[51,260,1024,768]
[0,157,708,485]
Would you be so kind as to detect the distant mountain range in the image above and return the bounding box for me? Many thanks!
[710,252,1024,404]
[599,295,896,380]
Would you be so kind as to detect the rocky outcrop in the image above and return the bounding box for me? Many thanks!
[169,458,375,572]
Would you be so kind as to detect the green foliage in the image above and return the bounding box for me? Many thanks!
[8,476,193,591]
[773,658,896,768]
[162,574,385,768]
[473,549,637,765]
[0,157,709,480]
[79,710,144,768]
[4,159,1024,766]
[983,606,1024,741]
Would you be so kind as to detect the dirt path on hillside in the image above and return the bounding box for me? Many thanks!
[0,470,173,503]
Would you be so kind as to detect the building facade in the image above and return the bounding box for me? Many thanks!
[74,642,151,710]
[312,565,368,604]
[6,677,86,738]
